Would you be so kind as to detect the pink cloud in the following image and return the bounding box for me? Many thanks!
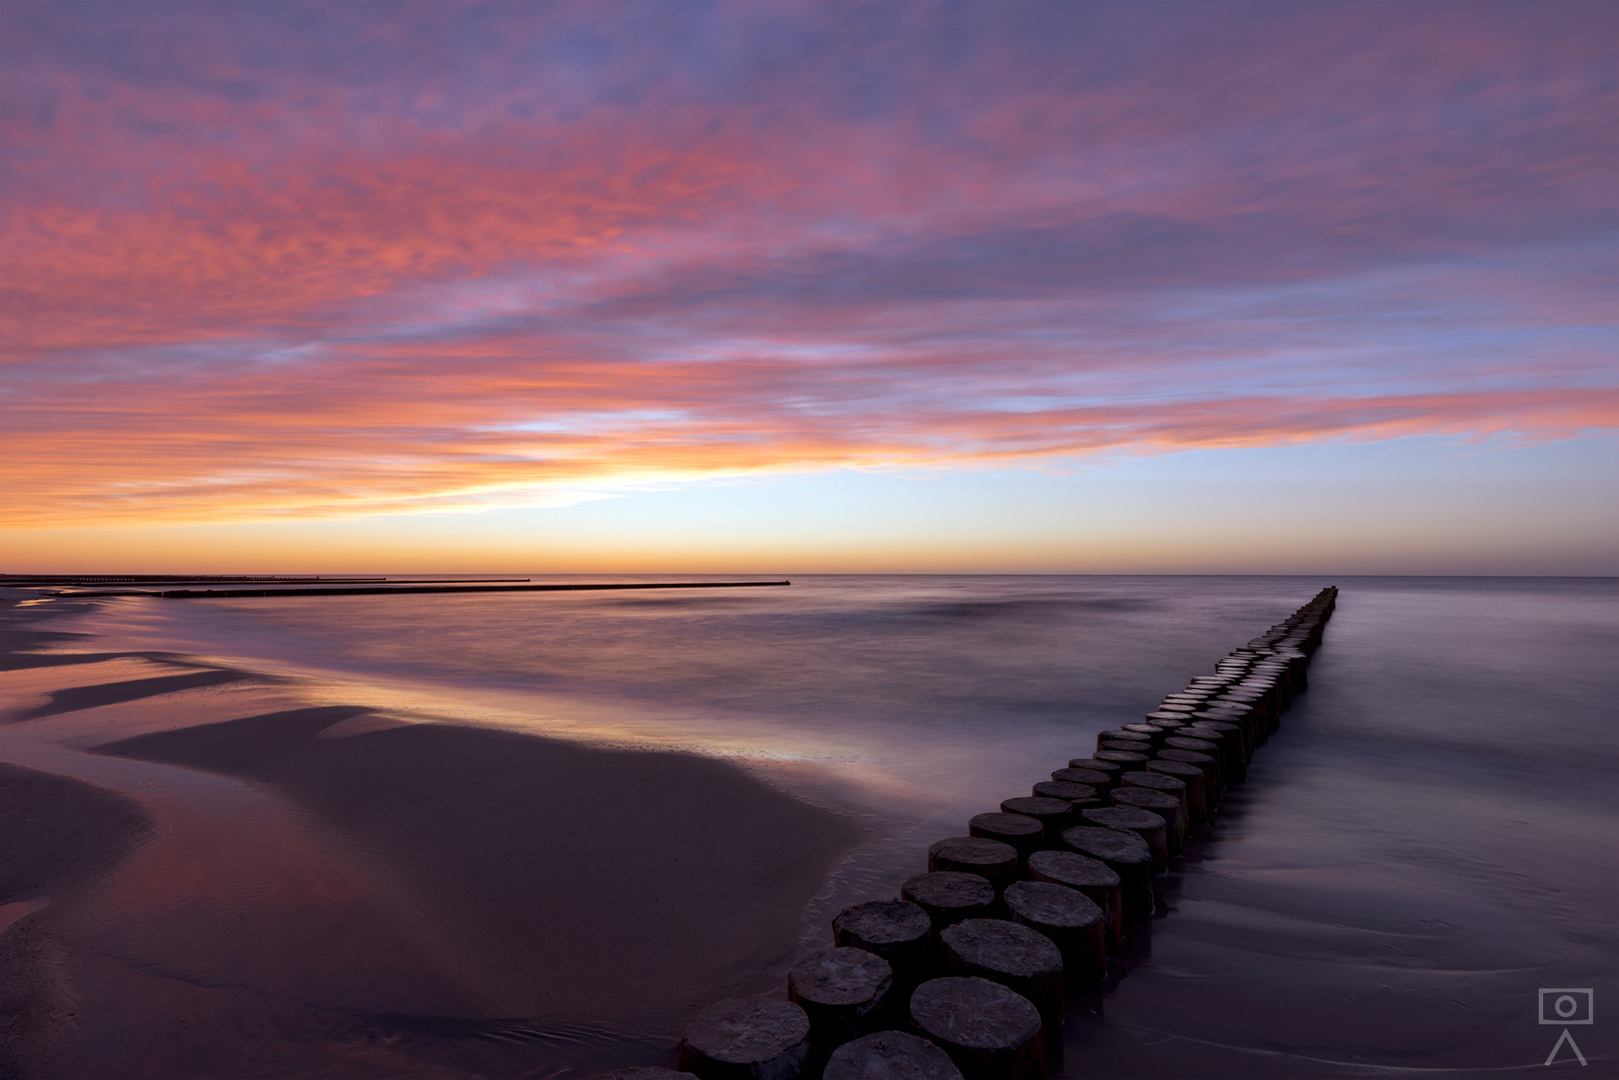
[2,1,1613,528]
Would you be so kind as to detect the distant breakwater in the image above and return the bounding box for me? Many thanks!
[2,576,792,599]
[603,587,1338,1080]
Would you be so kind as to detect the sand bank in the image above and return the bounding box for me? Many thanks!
[1,594,864,1077]
[0,762,154,1078]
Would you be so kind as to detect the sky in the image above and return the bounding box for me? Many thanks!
[3,0,1615,574]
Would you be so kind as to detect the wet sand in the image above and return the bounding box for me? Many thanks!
[0,594,864,1077]
[0,763,154,1078]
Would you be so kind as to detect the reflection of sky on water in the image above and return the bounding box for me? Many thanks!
[76,576,1326,814]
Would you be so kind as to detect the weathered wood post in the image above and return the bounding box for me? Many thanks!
[909,977,1044,1080]
[941,918,1065,1033]
[1027,848,1124,945]
[832,900,932,990]
[678,998,811,1080]
[1061,825,1155,918]
[1081,806,1169,874]
[822,1032,964,1080]
[1004,879,1106,985]
[787,947,893,1052]
[928,837,1020,895]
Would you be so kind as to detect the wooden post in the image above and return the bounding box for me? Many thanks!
[1027,849,1124,945]
[1004,880,1106,986]
[788,947,894,1051]
[1060,825,1154,918]
[941,918,1065,1033]
[969,812,1045,865]
[928,837,1020,895]
[909,977,1044,1080]
[903,871,996,934]
[678,998,811,1080]
[1031,780,1102,810]
[823,1032,964,1080]
[833,900,932,989]
[1050,766,1113,793]
[1108,786,1186,855]
[999,796,1079,846]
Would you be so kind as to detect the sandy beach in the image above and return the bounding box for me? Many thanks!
[0,592,864,1078]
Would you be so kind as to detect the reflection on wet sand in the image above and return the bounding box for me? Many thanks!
[1,599,863,1078]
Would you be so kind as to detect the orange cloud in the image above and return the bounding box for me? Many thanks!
[3,1,1614,531]
[7,363,1614,527]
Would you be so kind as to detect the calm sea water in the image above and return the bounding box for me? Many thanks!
[74,576,1362,808]
[55,575,1619,1074]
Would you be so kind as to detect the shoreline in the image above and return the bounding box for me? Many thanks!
[0,593,867,1077]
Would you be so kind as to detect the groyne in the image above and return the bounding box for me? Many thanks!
[0,574,394,585]
[4,578,791,599]
[607,586,1337,1080]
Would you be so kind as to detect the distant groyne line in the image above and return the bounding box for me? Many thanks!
[42,580,793,599]
[2,575,527,591]
[2,574,396,585]
[2,573,395,582]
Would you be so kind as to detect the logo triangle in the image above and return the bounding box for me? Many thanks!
[1544,1028,1588,1067]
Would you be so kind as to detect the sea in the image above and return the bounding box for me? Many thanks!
[34,575,1619,1075]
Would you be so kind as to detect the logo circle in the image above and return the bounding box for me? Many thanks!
[1556,995,1578,1018]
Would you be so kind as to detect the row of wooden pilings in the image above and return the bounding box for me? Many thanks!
[600,587,1338,1080]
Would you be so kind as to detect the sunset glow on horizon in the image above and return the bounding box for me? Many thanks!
[4,1,1615,574]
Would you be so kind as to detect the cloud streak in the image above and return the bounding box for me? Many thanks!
[3,0,1614,528]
